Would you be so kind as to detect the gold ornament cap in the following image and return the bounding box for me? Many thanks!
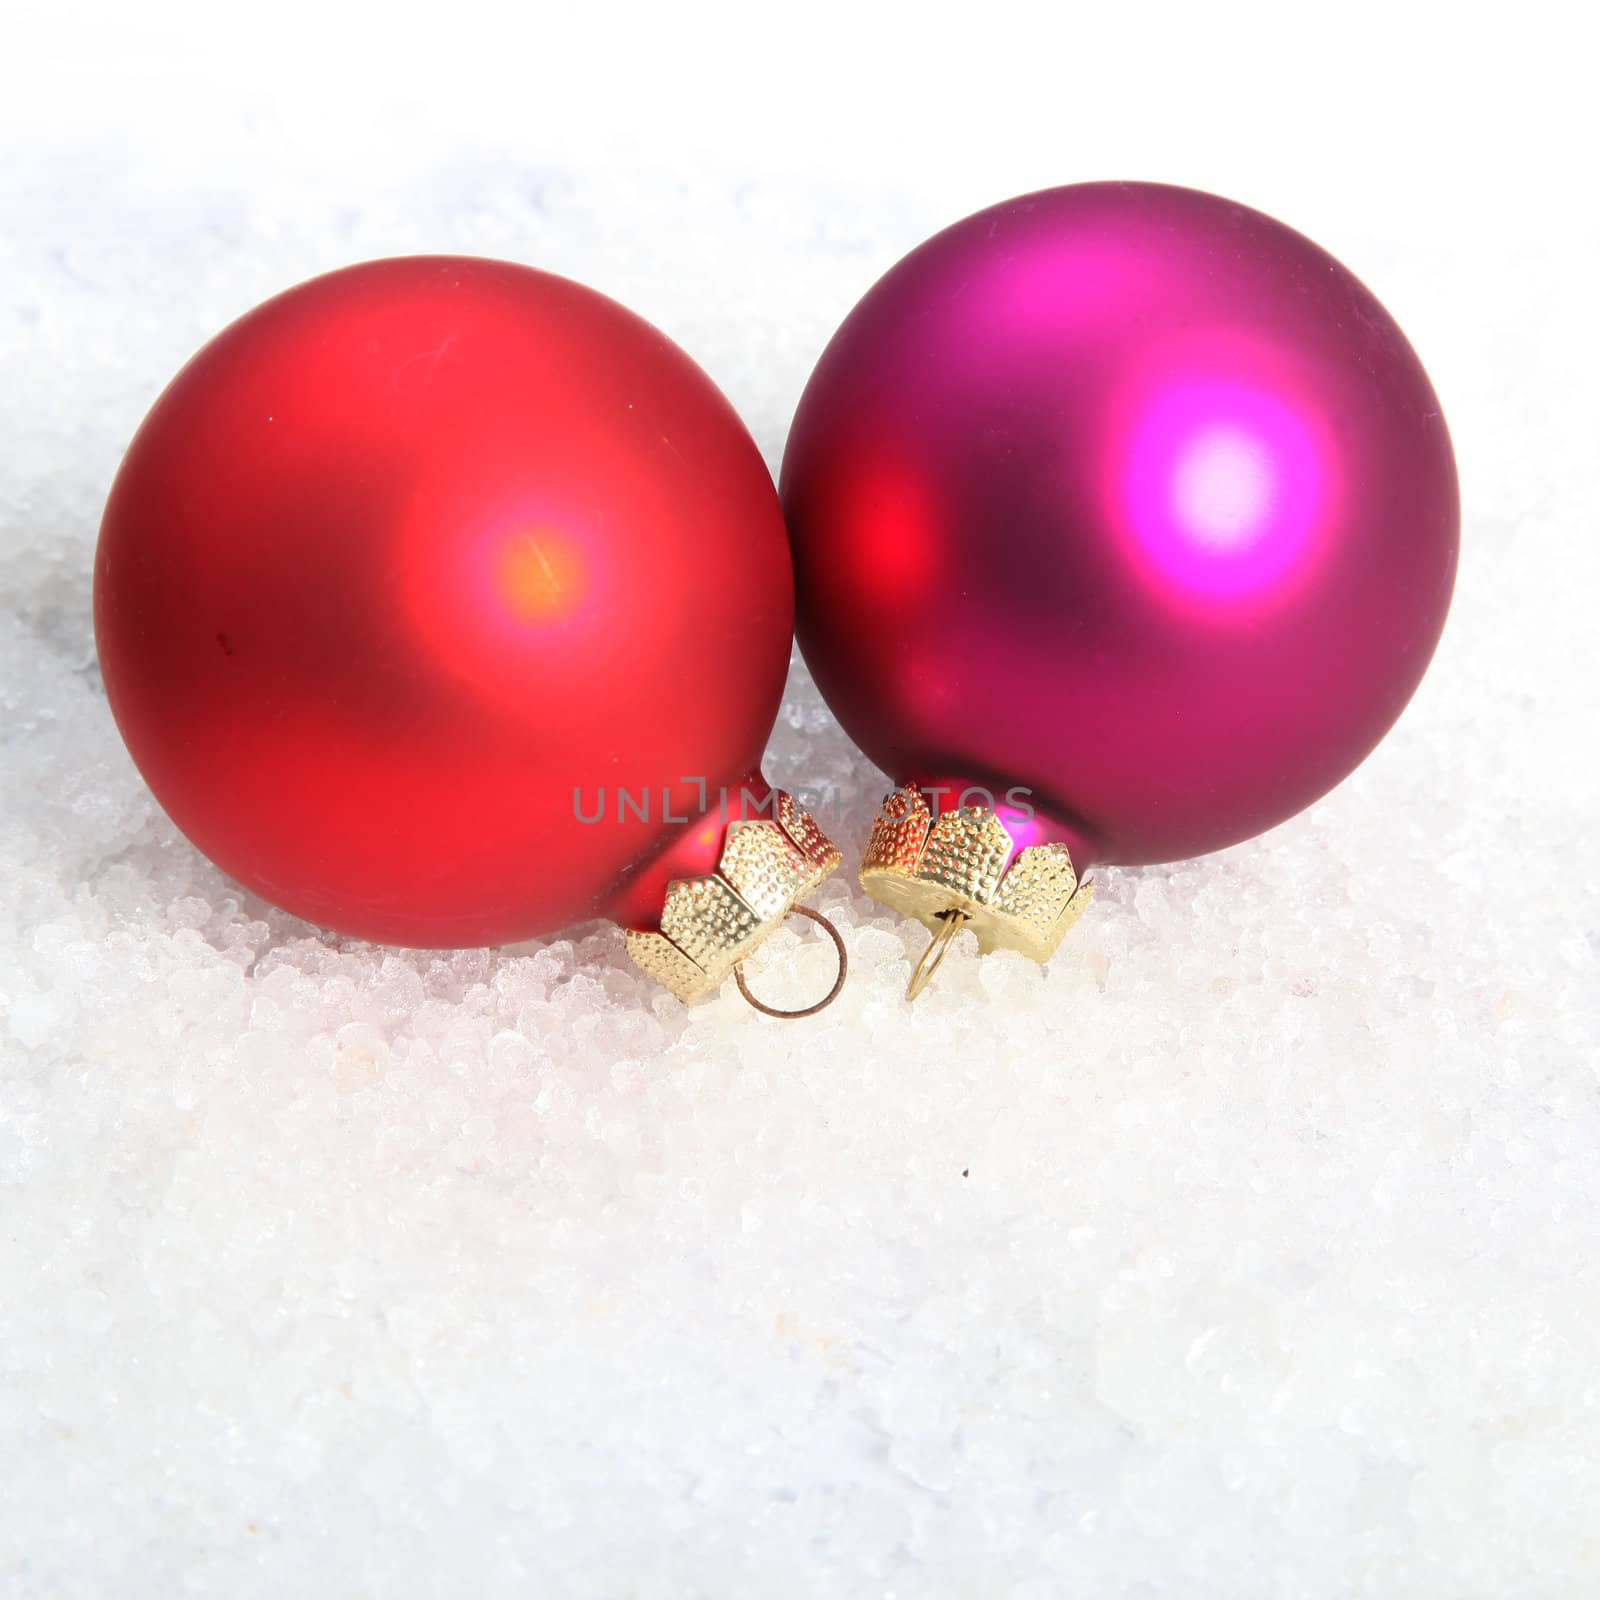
[860,785,1094,971]
[626,791,843,1005]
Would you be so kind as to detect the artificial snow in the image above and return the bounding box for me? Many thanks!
[3,117,1598,1597]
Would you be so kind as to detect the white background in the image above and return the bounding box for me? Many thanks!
[2,3,1597,1595]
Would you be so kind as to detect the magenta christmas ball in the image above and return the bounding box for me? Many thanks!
[781,181,1459,980]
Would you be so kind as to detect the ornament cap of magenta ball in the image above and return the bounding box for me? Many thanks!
[780,181,1458,993]
[94,255,841,1008]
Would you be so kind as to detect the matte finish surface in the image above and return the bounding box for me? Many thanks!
[782,183,1460,868]
[96,257,793,945]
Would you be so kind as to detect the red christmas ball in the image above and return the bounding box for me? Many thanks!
[781,183,1459,975]
[96,256,822,972]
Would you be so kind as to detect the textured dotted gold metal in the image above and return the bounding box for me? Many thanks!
[860,785,1095,971]
[625,792,844,1004]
